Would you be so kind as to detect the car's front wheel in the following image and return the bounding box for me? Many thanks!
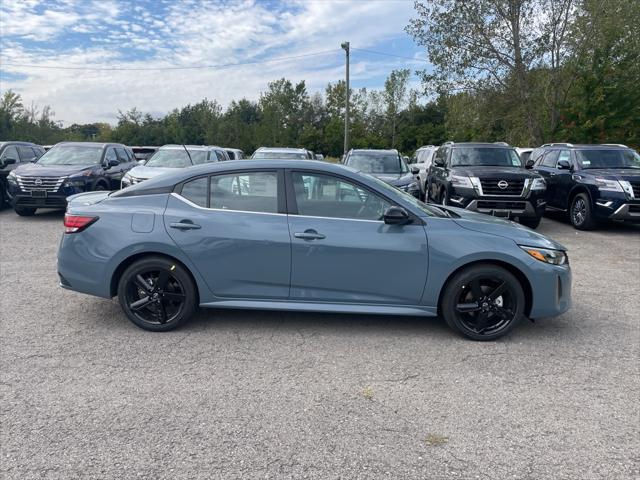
[14,206,37,216]
[117,256,197,331]
[441,264,525,341]
[570,193,597,230]
[519,216,541,229]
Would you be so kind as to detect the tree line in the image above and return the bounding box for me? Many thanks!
[1,0,637,155]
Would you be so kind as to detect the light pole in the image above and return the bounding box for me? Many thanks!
[341,41,350,156]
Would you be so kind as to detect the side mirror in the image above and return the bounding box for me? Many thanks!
[557,159,571,170]
[2,157,17,166]
[383,206,411,225]
[525,159,535,169]
[410,166,420,175]
[107,159,120,168]
[433,157,445,167]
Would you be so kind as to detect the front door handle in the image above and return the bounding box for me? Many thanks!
[170,221,201,230]
[294,230,325,240]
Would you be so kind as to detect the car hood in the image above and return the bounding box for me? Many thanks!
[443,206,567,250]
[578,168,640,182]
[127,165,180,179]
[369,172,415,186]
[13,163,96,177]
[451,166,540,178]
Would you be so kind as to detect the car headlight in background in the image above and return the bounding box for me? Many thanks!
[594,177,623,192]
[450,175,474,188]
[7,170,17,184]
[520,246,568,265]
[530,178,546,190]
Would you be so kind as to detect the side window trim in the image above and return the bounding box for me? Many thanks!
[284,169,417,223]
[175,169,285,214]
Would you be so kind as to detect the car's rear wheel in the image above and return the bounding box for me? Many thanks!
[15,206,36,216]
[441,264,525,341]
[117,257,197,331]
[570,193,597,230]
[519,216,541,229]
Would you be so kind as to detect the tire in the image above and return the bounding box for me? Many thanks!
[14,206,37,216]
[519,216,542,229]
[569,193,597,230]
[117,256,197,332]
[0,186,5,209]
[441,264,525,341]
[439,189,449,206]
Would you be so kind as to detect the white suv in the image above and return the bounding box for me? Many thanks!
[413,145,438,199]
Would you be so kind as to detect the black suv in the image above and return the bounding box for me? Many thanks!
[6,142,136,216]
[531,143,640,230]
[0,141,45,207]
[426,142,547,228]
[343,149,421,198]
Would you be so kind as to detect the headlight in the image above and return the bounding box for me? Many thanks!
[450,175,473,188]
[399,181,419,192]
[530,178,546,190]
[7,170,17,183]
[520,246,568,265]
[594,177,623,192]
[64,176,85,187]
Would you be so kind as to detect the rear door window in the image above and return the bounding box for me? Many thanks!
[181,177,208,207]
[210,171,278,213]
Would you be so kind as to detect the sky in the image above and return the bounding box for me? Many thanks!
[0,0,428,125]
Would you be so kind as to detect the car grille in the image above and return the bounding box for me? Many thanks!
[16,175,65,193]
[477,201,527,211]
[631,182,640,198]
[629,205,640,213]
[479,178,525,196]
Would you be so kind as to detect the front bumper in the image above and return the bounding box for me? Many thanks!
[448,186,546,219]
[7,182,87,209]
[528,263,572,319]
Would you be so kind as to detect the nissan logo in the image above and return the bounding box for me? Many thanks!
[34,178,43,186]
[498,180,509,189]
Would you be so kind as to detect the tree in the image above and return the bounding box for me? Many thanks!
[383,69,411,148]
[406,0,577,144]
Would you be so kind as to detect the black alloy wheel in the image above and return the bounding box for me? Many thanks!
[441,264,525,340]
[570,193,596,230]
[118,257,197,331]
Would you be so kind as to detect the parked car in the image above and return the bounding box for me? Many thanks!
[121,145,229,188]
[251,147,313,160]
[516,147,534,164]
[57,159,571,340]
[413,145,438,199]
[131,146,158,163]
[0,141,45,207]
[425,142,547,229]
[343,149,421,198]
[6,142,136,216]
[225,148,245,160]
[531,143,640,229]
[43,145,53,151]
[315,153,325,161]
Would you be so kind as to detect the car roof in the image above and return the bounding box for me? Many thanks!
[445,142,514,148]
[0,141,40,147]
[55,141,123,148]
[159,144,223,151]
[115,159,359,194]
[541,143,631,150]
[349,149,399,154]
[255,147,308,153]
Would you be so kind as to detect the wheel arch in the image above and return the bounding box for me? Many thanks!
[566,184,593,211]
[110,252,200,305]
[437,259,533,318]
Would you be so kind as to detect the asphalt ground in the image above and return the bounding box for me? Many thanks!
[0,208,638,479]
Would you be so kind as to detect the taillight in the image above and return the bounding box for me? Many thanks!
[64,214,98,233]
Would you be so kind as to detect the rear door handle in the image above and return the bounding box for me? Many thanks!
[170,221,201,230]
[294,230,325,240]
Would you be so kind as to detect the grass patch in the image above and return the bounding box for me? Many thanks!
[361,385,374,400]
[424,433,449,446]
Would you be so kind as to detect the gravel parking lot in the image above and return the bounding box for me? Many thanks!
[1,208,638,479]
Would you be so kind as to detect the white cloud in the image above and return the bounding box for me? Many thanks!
[0,0,422,124]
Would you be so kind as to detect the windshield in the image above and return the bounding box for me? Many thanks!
[364,173,449,218]
[145,149,209,168]
[252,151,308,160]
[37,145,102,166]
[346,152,408,174]
[575,149,640,169]
[451,147,522,167]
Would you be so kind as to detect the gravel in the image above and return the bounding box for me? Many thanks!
[1,208,638,479]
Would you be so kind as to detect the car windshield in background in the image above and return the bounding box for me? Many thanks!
[347,153,408,174]
[145,149,208,168]
[37,146,102,166]
[253,151,308,160]
[575,149,640,169]
[451,148,522,167]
